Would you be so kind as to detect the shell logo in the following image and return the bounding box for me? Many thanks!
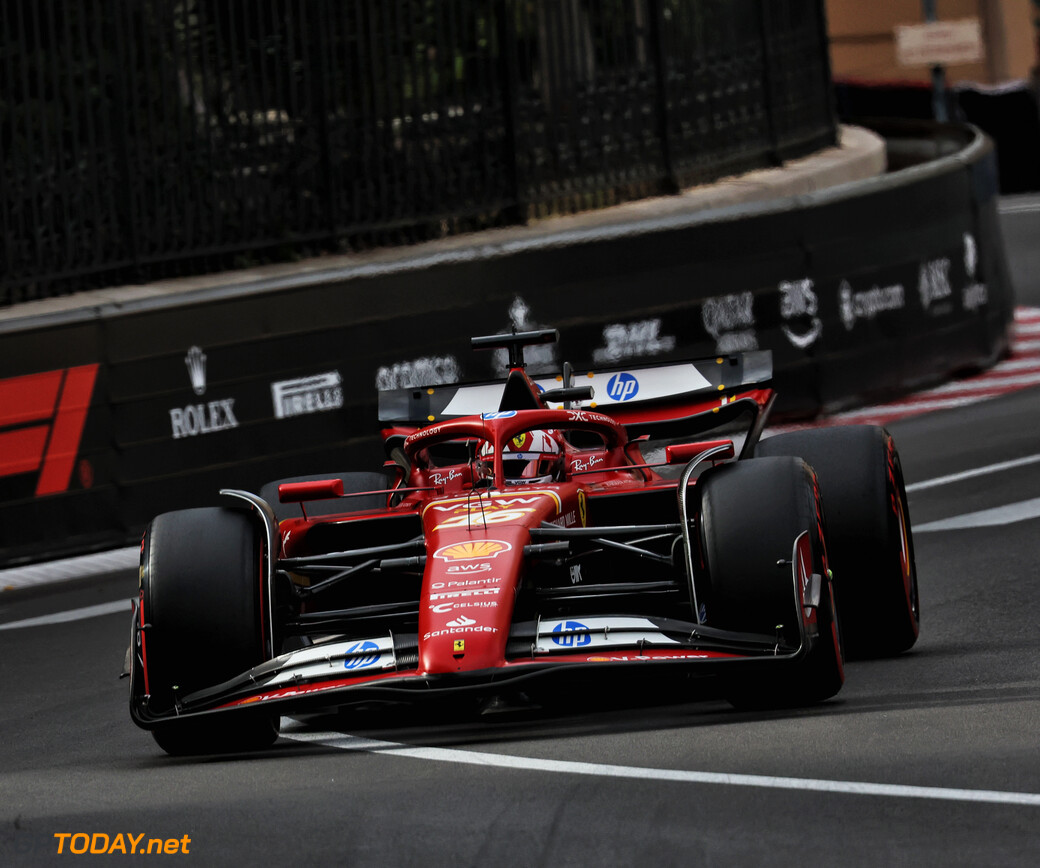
[433,540,513,561]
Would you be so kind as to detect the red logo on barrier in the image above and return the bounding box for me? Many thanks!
[0,364,99,496]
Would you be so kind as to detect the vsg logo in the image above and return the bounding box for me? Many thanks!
[551,620,591,647]
[343,640,381,670]
[605,372,639,402]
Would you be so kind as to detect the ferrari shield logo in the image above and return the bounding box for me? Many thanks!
[578,490,587,527]
[453,639,465,652]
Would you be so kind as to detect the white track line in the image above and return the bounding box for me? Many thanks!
[0,599,132,631]
[0,547,138,592]
[914,498,1040,532]
[906,453,1040,492]
[279,727,1040,807]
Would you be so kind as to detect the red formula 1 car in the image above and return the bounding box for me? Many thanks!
[127,329,919,755]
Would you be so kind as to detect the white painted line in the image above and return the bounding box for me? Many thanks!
[906,453,1040,492]
[0,546,138,592]
[998,201,1040,214]
[830,395,980,421]
[987,356,1040,373]
[0,599,133,631]
[924,370,1040,395]
[914,497,1040,533]
[278,726,1040,806]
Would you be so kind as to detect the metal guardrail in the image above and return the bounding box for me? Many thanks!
[0,0,835,305]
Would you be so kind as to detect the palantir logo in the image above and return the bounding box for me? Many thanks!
[0,364,99,497]
[551,620,591,647]
[343,641,381,670]
[605,372,639,402]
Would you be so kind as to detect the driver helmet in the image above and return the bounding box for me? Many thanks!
[479,430,563,485]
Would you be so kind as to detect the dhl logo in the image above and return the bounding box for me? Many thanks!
[0,364,99,496]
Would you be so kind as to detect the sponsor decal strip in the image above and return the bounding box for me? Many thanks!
[280,723,1040,806]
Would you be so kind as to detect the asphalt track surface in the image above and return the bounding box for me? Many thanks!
[3,205,1040,866]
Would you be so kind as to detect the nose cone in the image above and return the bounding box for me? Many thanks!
[416,489,564,674]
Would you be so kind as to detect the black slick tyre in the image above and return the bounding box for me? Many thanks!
[757,425,919,657]
[140,507,278,755]
[698,457,844,709]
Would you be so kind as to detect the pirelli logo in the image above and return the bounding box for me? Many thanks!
[0,364,99,496]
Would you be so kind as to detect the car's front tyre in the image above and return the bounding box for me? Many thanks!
[139,507,278,755]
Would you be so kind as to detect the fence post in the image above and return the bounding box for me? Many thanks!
[308,1,337,243]
[646,0,679,194]
[108,0,141,280]
[496,0,526,224]
[815,0,840,145]
[757,1,782,166]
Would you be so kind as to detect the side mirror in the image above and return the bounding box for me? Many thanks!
[278,478,344,503]
[665,439,735,465]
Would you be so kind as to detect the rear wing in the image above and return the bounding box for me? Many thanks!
[378,350,773,427]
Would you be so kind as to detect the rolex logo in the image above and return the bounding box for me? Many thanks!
[185,346,207,396]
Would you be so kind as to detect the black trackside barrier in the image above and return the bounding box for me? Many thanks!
[835,79,1040,194]
[0,0,835,307]
[0,123,1014,567]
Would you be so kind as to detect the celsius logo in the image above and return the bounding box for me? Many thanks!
[606,373,639,402]
[551,620,591,647]
[343,641,381,670]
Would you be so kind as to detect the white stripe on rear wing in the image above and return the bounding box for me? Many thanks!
[378,351,772,423]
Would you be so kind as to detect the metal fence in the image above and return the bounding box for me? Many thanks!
[0,0,835,305]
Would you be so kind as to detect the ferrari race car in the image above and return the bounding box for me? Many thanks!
[127,329,920,755]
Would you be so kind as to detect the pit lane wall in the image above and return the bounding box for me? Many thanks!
[0,122,1013,566]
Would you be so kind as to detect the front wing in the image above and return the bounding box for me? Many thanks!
[129,579,825,728]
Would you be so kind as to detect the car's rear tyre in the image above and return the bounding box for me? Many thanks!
[141,507,278,755]
[757,426,919,657]
[698,458,844,709]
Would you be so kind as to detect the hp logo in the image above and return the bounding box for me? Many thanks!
[344,640,381,670]
[551,621,591,647]
[606,372,639,402]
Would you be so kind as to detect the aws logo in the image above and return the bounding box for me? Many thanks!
[0,364,99,496]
